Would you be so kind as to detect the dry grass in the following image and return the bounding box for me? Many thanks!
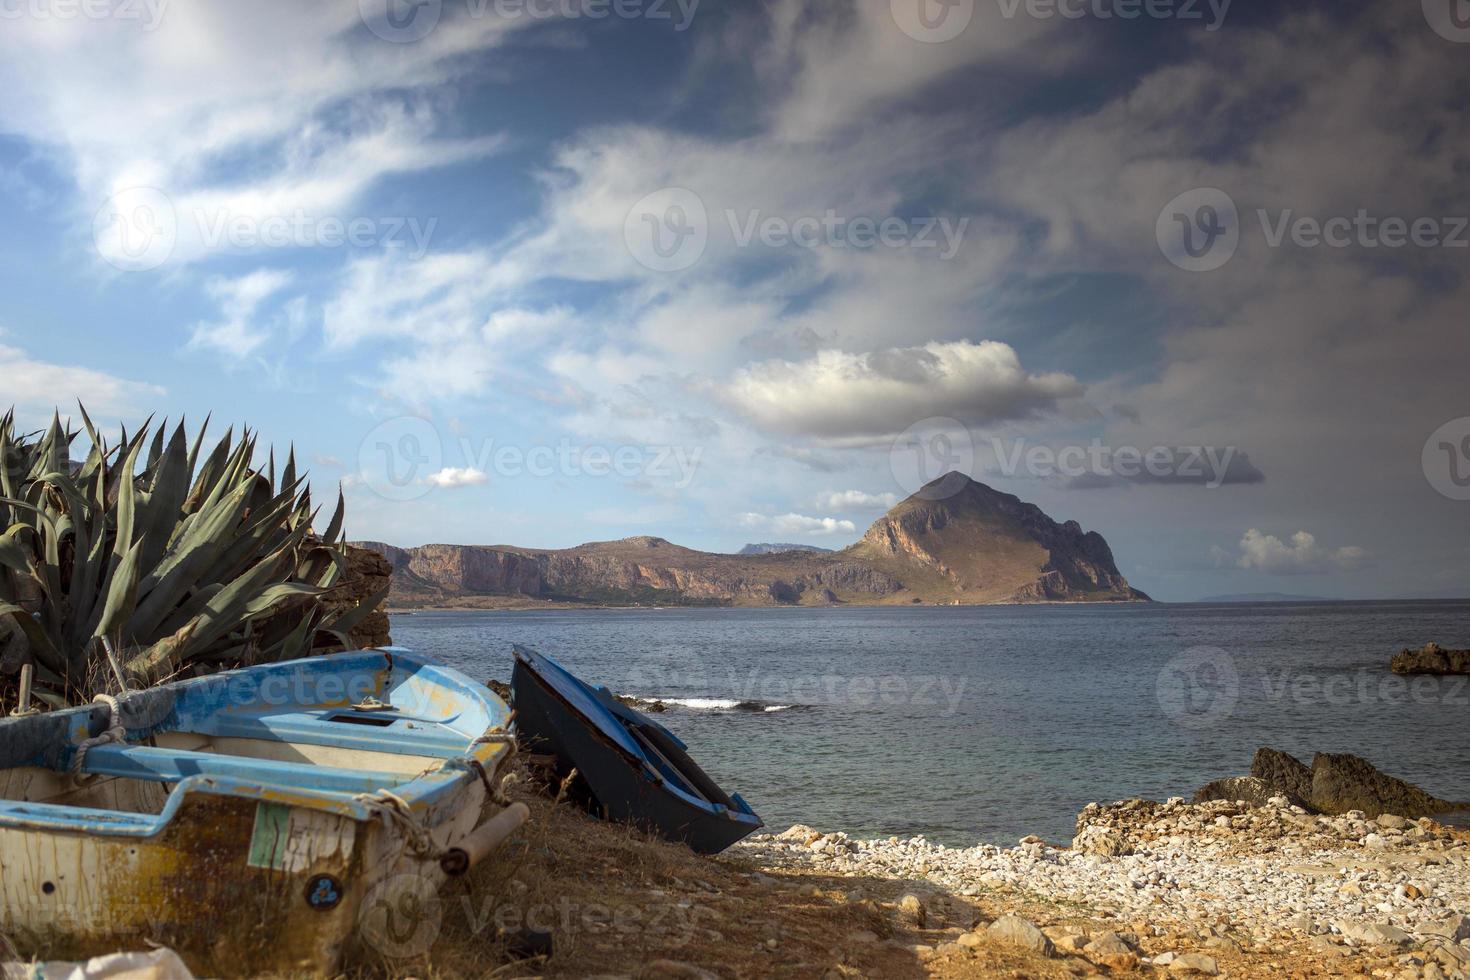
[341,764,1371,980]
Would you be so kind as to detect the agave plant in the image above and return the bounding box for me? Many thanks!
[0,406,382,709]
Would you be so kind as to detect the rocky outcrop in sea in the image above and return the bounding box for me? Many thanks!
[1393,643,1470,676]
[1195,747,1466,820]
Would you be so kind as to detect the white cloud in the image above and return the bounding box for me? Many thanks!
[0,4,520,269]
[723,340,1082,441]
[422,467,490,489]
[189,269,296,357]
[1222,529,1369,575]
[319,251,579,397]
[752,0,1065,141]
[0,337,165,418]
[738,512,857,536]
[814,489,898,510]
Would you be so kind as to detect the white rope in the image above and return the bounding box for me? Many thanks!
[69,693,126,783]
[352,789,438,858]
[357,726,519,858]
[349,696,396,712]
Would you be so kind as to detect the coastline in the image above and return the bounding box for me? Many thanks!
[437,776,1470,978]
[384,596,1156,614]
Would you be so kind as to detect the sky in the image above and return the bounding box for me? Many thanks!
[0,0,1467,602]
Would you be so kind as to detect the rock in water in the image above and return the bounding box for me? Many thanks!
[1390,642,1470,675]
[1251,747,1315,803]
[987,915,1056,957]
[1309,752,1455,818]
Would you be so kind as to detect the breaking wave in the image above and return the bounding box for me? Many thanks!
[624,695,799,713]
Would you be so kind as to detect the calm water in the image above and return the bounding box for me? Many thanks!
[392,602,1470,846]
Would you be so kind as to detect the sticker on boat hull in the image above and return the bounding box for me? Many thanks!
[247,802,291,870]
[306,874,344,911]
[247,803,358,872]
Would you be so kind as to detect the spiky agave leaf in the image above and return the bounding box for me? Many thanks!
[0,406,372,705]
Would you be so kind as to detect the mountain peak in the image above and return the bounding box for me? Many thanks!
[849,475,1148,603]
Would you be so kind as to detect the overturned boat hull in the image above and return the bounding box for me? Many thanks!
[511,645,761,854]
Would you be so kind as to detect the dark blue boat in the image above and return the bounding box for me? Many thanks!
[511,645,762,854]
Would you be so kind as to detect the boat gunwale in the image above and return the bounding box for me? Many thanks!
[0,648,512,837]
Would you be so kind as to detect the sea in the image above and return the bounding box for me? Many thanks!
[392,601,1470,847]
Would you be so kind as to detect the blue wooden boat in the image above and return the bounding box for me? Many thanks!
[511,645,762,854]
[0,648,526,976]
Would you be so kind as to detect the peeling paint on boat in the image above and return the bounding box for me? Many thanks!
[0,648,514,976]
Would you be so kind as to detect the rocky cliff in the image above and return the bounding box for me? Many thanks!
[357,474,1148,608]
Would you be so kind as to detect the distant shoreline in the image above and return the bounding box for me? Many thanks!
[385,597,1155,614]
[386,595,1470,615]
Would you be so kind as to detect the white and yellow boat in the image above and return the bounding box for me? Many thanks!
[0,648,525,976]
